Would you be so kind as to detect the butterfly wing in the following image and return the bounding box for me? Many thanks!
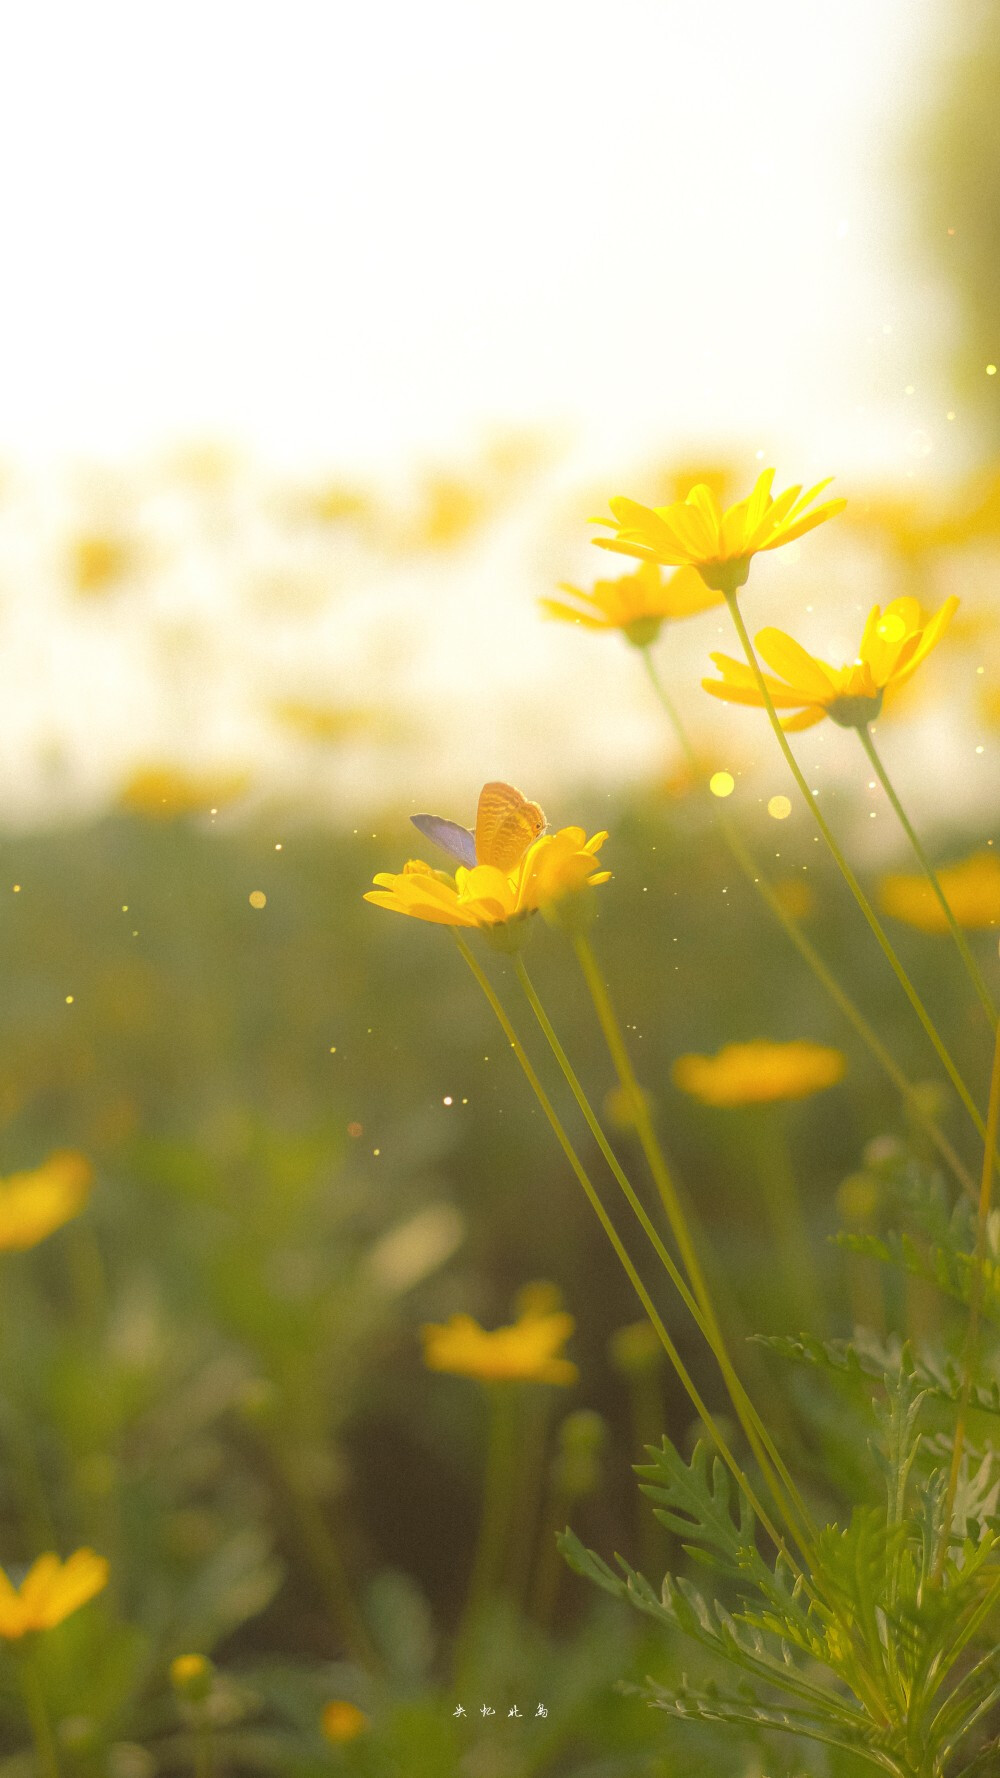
[475,781,546,872]
[410,814,477,869]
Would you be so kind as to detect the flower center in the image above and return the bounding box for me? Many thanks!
[827,689,884,729]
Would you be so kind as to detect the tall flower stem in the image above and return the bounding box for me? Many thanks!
[16,1647,61,1778]
[640,646,975,1199]
[934,1016,1000,1582]
[452,934,798,1570]
[722,591,992,1156]
[856,724,997,1029]
[457,1381,522,1653]
[746,1106,823,1330]
[558,937,816,1549]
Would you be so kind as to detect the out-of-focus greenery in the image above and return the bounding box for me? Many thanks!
[0,786,994,1774]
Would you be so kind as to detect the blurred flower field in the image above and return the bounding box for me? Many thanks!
[0,449,997,1774]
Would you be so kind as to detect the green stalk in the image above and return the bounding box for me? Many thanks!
[856,724,997,1029]
[16,1645,61,1778]
[746,1105,823,1331]
[452,934,799,1572]
[457,1381,522,1655]
[934,1016,1000,1582]
[640,646,975,1198]
[722,591,991,1154]
[514,949,816,1558]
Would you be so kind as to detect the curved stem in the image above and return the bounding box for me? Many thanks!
[934,1017,1000,1581]
[857,724,997,1030]
[641,647,975,1198]
[514,951,816,1559]
[722,592,990,1154]
[452,933,798,1571]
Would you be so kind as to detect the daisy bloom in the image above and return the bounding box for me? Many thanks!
[422,1300,578,1386]
[592,468,846,594]
[321,1700,368,1744]
[0,1550,108,1639]
[539,561,719,647]
[0,1150,93,1252]
[672,1040,846,1107]
[702,596,958,732]
[119,765,248,820]
[170,1654,214,1702]
[364,830,609,938]
[880,850,1000,932]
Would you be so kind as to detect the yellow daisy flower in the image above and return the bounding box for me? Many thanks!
[0,1150,93,1252]
[119,766,248,820]
[702,596,959,732]
[672,1040,847,1107]
[170,1654,214,1701]
[880,850,1000,932]
[592,467,846,594]
[0,1550,108,1639]
[539,561,720,646]
[365,833,609,935]
[321,1700,369,1743]
[422,1301,578,1385]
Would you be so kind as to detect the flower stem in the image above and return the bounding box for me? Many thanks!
[857,724,997,1030]
[452,934,798,1570]
[16,1646,61,1778]
[457,1381,522,1655]
[640,645,975,1197]
[559,937,816,1552]
[934,1015,1000,1582]
[746,1105,823,1331]
[722,592,992,1155]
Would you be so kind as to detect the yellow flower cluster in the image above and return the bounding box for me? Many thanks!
[672,1040,847,1107]
[366,830,609,933]
[703,597,958,731]
[0,1549,108,1640]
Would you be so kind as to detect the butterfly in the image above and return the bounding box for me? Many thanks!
[411,781,547,872]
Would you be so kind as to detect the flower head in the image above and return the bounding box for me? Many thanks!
[119,766,248,820]
[702,596,958,731]
[170,1654,214,1702]
[0,1150,93,1251]
[880,850,1000,932]
[321,1700,368,1744]
[539,561,719,646]
[365,783,609,939]
[593,468,846,594]
[0,1549,108,1639]
[422,1298,578,1385]
[672,1040,847,1107]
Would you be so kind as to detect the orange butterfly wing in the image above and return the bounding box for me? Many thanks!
[475,781,546,872]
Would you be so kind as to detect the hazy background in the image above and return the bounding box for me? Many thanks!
[0,0,993,829]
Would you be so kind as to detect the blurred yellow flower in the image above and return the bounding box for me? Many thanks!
[702,596,958,731]
[0,1150,93,1251]
[880,850,1000,932]
[593,468,846,593]
[365,829,609,933]
[422,1301,578,1385]
[271,699,376,744]
[771,877,816,921]
[119,766,248,820]
[68,532,132,596]
[539,561,719,646]
[673,1040,847,1107]
[321,1700,369,1743]
[170,1654,213,1701]
[0,1549,108,1639]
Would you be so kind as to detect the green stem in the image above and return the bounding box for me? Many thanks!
[194,1717,215,1778]
[857,724,997,1029]
[934,1016,1000,1582]
[641,647,975,1198]
[457,1382,522,1657]
[260,1435,379,1671]
[452,934,798,1572]
[747,1106,823,1331]
[521,945,816,1557]
[722,592,991,1154]
[16,1645,61,1778]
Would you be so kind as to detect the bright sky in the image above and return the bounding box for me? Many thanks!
[1,0,985,833]
[0,0,942,472]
